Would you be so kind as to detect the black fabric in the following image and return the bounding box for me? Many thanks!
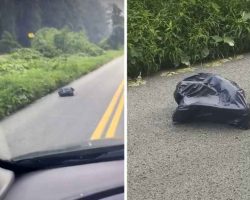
[58,87,74,97]
[173,73,250,129]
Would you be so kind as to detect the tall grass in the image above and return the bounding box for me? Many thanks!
[128,0,250,77]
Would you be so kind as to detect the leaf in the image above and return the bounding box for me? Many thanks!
[157,36,162,41]
[205,61,222,68]
[223,37,234,46]
[211,35,223,43]
[161,71,178,77]
[211,2,220,12]
[128,79,146,87]
[242,11,250,21]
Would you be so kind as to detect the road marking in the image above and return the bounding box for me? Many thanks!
[105,93,124,139]
[90,80,124,140]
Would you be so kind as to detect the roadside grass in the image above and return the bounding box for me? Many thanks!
[128,0,250,77]
[0,50,123,119]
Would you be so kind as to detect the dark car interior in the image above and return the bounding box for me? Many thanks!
[0,144,124,200]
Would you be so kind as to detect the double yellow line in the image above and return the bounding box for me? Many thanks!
[90,80,124,140]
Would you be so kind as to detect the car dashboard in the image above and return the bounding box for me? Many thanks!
[1,160,124,200]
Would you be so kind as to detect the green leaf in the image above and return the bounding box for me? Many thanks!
[242,12,250,21]
[223,37,234,46]
[211,2,220,12]
[211,35,223,43]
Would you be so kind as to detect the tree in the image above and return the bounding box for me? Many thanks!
[111,4,124,27]
[103,4,124,49]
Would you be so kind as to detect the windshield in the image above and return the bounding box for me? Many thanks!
[0,0,124,162]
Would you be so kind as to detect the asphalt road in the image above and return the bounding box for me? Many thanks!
[128,54,250,200]
[0,56,124,160]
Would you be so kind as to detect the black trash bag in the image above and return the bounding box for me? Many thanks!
[58,87,75,97]
[173,73,250,129]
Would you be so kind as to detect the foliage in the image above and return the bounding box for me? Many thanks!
[31,27,103,57]
[0,49,123,119]
[10,48,42,60]
[54,28,104,56]
[31,28,61,58]
[128,0,250,77]
[0,31,21,53]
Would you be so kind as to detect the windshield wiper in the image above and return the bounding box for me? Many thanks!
[0,145,124,174]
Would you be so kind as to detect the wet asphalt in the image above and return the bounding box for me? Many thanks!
[128,54,250,200]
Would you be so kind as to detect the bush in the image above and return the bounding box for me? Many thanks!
[31,27,104,57]
[31,28,61,58]
[54,28,104,56]
[0,31,21,53]
[128,0,250,77]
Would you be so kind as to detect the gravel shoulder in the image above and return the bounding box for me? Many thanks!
[128,54,250,200]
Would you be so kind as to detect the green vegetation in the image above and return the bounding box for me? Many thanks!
[128,0,250,77]
[0,1,124,119]
[0,49,123,119]
[31,28,104,57]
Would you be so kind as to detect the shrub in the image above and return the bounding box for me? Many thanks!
[54,28,104,56]
[128,0,250,77]
[31,27,103,57]
[31,28,61,57]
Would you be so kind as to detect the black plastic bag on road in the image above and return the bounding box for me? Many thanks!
[173,73,250,129]
[58,87,75,97]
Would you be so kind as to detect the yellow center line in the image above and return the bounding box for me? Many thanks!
[105,93,124,139]
[90,80,124,140]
